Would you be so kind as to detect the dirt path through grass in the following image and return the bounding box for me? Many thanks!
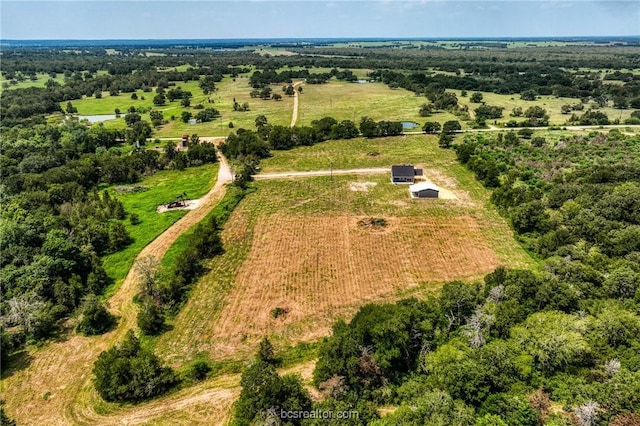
[2,144,232,425]
[254,167,389,180]
[290,82,303,127]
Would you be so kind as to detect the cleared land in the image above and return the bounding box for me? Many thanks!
[205,213,496,354]
[260,134,451,174]
[296,80,465,128]
[156,136,534,364]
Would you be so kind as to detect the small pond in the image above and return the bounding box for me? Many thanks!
[401,121,419,129]
[76,114,117,123]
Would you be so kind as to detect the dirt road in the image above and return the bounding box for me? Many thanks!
[2,150,232,426]
[290,81,303,127]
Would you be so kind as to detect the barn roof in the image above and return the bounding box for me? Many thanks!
[391,164,415,177]
[409,182,440,192]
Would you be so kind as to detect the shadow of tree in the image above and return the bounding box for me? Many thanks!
[1,349,34,380]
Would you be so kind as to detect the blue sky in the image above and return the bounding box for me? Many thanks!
[1,1,638,39]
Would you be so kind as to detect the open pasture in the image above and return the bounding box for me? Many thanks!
[101,163,218,291]
[296,80,463,127]
[260,134,446,173]
[454,90,636,125]
[0,72,67,92]
[155,137,534,364]
[63,75,296,137]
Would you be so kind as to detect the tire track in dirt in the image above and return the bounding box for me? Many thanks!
[2,145,233,426]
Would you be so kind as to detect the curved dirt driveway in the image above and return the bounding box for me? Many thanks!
[1,145,233,425]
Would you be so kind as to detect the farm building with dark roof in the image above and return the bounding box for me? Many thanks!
[391,164,418,184]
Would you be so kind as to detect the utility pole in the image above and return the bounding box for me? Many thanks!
[330,162,333,181]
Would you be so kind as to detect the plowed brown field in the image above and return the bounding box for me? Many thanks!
[161,211,501,361]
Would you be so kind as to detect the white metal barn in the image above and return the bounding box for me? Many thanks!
[409,181,440,198]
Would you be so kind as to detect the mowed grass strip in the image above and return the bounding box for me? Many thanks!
[260,134,445,173]
[101,163,218,294]
[155,136,535,364]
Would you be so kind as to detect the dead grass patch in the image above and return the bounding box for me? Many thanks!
[349,181,377,192]
[198,213,498,359]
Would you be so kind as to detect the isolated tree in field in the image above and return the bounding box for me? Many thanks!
[442,120,462,134]
[93,330,176,402]
[259,86,272,99]
[199,75,217,94]
[195,108,220,122]
[76,294,115,336]
[181,111,192,123]
[149,110,163,127]
[419,103,435,117]
[524,106,547,119]
[272,93,282,101]
[475,105,504,125]
[283,84,295,96]
[233,101,249,111]
[520,90,537,101]
[423,121,441,134]
[255,114,268,129]
[470,92,484,103]
[153,93,166,106]
[135,256,163,300]
[137,300,165,335]
[180,97,191,108]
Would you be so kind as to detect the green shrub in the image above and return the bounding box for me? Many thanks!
[93,330,177,402]
[76,295,115,336]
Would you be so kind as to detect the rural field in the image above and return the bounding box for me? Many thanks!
[296,80,465,128]
[155,135,535,364]
[2,34,640,426]
[453,89,636,125]
[66,75,296,137]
